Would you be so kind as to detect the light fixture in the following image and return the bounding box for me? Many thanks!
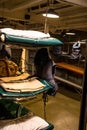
[42,8,59,18]
[66,32,75,35]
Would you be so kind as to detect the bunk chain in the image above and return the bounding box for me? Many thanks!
[42,92,48,120]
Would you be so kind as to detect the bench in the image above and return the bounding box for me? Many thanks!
[56,62,84,75]
[55,62,84,89]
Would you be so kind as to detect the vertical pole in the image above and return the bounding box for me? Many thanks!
[21,48,26,72]
[42,92,48,120]
[78,44,87,130]
[44,0,49,34]
[44,15,48,34]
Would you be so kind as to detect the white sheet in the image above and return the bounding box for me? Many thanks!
[0,78,45,92]
[0,28,50,39]
[0,116,49,130]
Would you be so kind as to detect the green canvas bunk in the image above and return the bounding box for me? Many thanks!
[0,28,63,47]
[0,99,54,130]
[0,78,52,98]
[0,28,63,129]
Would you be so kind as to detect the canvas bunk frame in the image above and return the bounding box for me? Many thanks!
[0,28,63,130]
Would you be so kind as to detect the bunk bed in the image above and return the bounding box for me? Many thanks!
[0,28,63,98]
[0,28,63,130]
[0,72,54,130]
[0,74,52,98]
[0,99,54,130]
[0,28,62,47]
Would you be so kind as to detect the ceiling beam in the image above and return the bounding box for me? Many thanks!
[10,0,44,11]
[64,0,87,7]
[0,0,8,4]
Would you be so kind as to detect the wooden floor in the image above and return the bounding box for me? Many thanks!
[20,85,87,130]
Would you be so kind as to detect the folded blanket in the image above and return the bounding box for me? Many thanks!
[0,72,30,82]
[0,78,45,92]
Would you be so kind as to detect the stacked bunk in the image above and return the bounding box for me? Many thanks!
[0,28,63,130]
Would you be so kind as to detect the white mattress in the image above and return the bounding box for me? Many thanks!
[0,116,49,130]
[0,28,50,39]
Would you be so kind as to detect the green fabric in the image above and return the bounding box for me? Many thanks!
[0,79,52,97]
[0,99,29,119]
[0,99,54,130]
[42,123,54,130]
[5,34,63,46]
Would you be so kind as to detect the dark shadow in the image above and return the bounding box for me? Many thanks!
[58,82,81,101]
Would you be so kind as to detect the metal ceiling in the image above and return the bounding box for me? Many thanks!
[0,0,87,40]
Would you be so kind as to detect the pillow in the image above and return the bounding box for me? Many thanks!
[0,59,18,77]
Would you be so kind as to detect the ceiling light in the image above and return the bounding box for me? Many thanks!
[42,9,59,18]
[0,21,2,24]
[66,32,75,35]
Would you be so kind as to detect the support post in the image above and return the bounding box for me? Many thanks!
[78,45,87,130]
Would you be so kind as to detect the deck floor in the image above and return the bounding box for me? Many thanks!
[20,84,86,130]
